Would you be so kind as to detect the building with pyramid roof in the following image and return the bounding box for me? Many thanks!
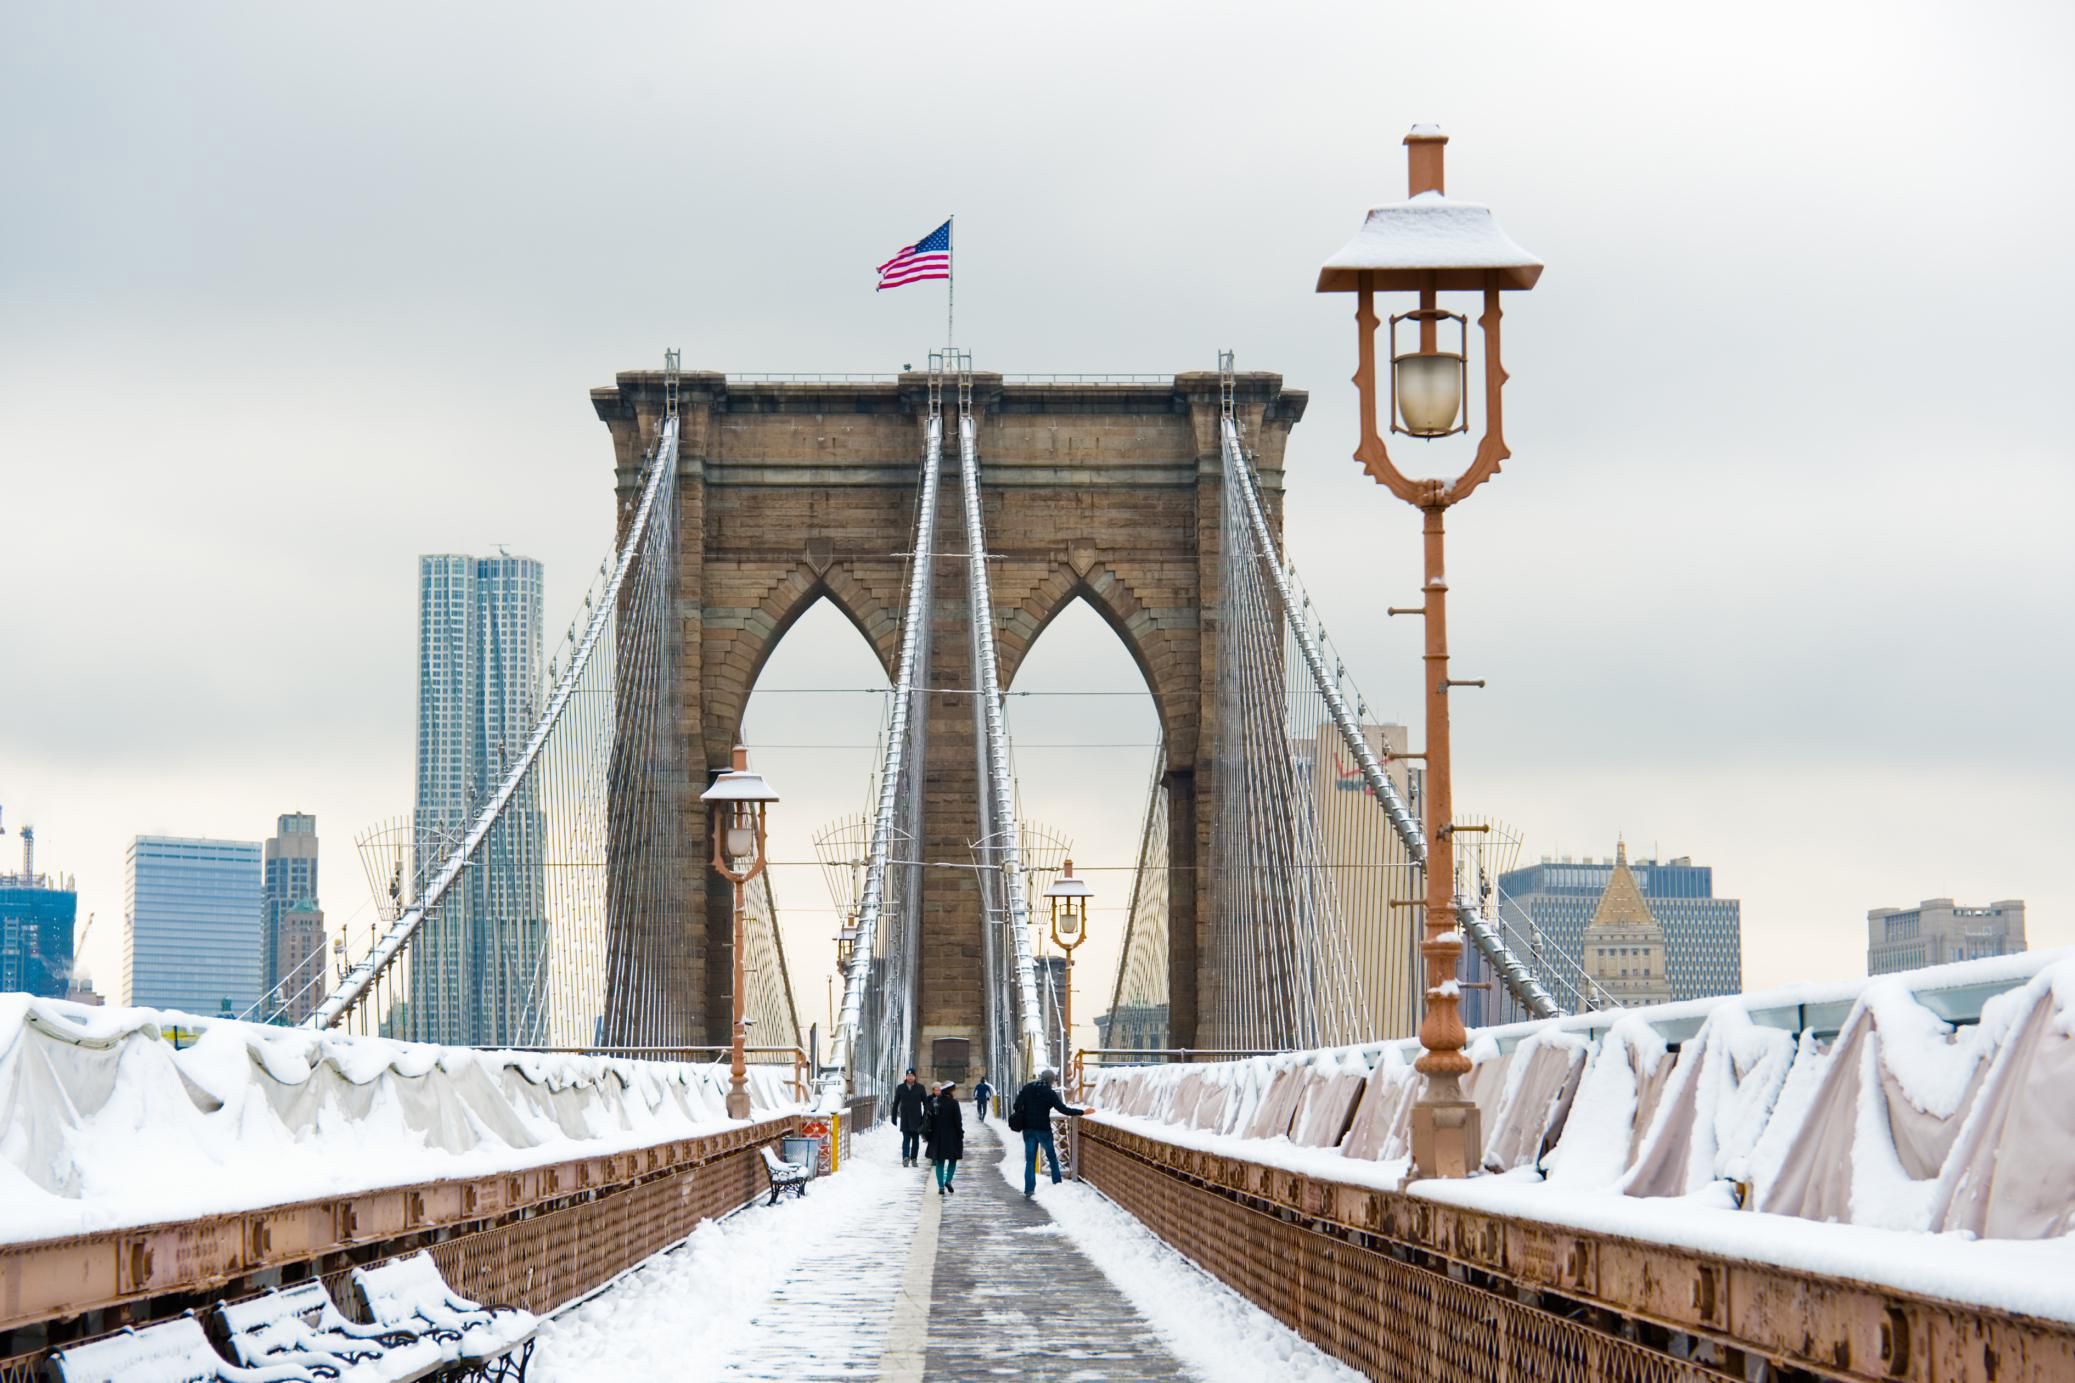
[1581,840,1672,1008]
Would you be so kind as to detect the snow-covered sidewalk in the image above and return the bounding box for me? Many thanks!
[531,1126,924,1381]
[531,1116,1354,1381]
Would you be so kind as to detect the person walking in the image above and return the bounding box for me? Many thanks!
[973,1076,993,1123]
[1012,1069,1085,1198]
[926,1079,965,1195]
[890,1068,928,1168]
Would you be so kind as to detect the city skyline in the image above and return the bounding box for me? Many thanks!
[4,3,2070,1028]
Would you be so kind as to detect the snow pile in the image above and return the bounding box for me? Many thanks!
[1084,949,2075,1280]
[0,995,801,1244]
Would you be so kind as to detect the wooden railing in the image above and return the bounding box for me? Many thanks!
[1075,1118,2075,1383]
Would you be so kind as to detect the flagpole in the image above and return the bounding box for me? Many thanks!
[947,214,955,348]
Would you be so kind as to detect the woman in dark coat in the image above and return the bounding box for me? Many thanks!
[925,1078,965,1195]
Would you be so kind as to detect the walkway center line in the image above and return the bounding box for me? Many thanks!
[880,1170,942,1382]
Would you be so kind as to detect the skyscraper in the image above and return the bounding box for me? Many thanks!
[1472,849,1743,1024]
[1,827,77,999]
[122,836,262,1015]
[261,812,324,1022]
[1579,842,1672,1008]
[410,552,547,1045]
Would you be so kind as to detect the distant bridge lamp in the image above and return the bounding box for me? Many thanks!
[1316,124,1543,1179]
[701,745,780,1120]
[1043,860,1093,1074]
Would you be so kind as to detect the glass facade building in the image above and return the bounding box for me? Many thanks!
[1462,853,1743,1027]
[122,836,262,1015]
[410,552,546,1045]
[1,844,77,999]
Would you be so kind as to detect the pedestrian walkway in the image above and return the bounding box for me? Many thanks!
[533,1117,1336,1382]
[913,1119,1189,1379]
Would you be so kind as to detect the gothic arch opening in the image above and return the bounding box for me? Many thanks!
[1003,598,1161,1054]
[737,596,896,1041]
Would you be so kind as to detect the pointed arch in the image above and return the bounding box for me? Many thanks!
[997,560,1191,755]
[700,560,903,766]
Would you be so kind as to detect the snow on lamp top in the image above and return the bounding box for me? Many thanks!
[1316,125,1544,294]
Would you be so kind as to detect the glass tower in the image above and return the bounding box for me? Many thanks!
[122,836,262,1015]
[261,813,323,1023]
[409,552,546,1045]
[1,832,77,999]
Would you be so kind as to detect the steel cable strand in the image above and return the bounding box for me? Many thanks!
[823,416,940,1105]
[1221,419,1560,1023]
[956,411,1050,1075]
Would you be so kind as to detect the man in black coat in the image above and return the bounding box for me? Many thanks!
[1012,1069,1085,1197]
[889,1068,928,1168]
[926,1079,965,1195]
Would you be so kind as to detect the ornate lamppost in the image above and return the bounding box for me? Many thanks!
[1317,125,1543,1178]
[700,745,780,1120]
[1042,860,1093,1082]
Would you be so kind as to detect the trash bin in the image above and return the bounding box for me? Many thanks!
[781,1136,821,1178]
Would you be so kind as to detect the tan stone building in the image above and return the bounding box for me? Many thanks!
[1299,722,1423,1040]
[1581,841,1672,1008]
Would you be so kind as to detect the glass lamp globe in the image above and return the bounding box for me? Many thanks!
[1395,351,1464,437]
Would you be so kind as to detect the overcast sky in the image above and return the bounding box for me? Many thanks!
[3,2,2070,1042]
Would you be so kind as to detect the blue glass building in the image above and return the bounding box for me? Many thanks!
[1,839,77,998]
[122,836,262,1015]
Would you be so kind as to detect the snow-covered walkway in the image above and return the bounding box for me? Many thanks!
[529,1116,1356,1381]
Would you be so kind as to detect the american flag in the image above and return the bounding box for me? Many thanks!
[876,219,951,291]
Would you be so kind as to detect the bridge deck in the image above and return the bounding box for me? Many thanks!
[530,1119,1335,1382]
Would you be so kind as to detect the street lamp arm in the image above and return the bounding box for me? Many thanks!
[1443,287,1513,508]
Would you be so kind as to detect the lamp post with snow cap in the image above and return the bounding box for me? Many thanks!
[1043,860,1093,1085]
[1316,124,1543,1179]
[701,745,780,1120]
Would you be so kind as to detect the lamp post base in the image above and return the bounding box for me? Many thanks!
[726,1086,751,1120]
[1410,1097,1482,1180]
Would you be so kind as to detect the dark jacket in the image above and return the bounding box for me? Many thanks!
[1013,1080,1083,1131]
[890,1080,929,1133]
[974,1080,993,1106]
[925,1091,965,1162]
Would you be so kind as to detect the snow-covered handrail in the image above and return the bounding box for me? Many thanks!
[1220,416,1560,1022]
[308,415,682,1030]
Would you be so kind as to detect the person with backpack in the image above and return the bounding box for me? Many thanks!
[1009,1069,1084,1197]
[889,1068,928,1168]
[973,1076,993,1122]
[926,1078,965,1195]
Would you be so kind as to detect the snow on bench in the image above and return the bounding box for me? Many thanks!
[352,1252,538,1382]
[47,1312,323,1383]
[218,1279,446,1383]
[759,1144,810,1205]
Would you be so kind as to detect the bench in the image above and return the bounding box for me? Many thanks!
[219,1279,446,1383]
[352,1252,538,1383]
[48,1311,326,1383]
[760,1144,810,1205]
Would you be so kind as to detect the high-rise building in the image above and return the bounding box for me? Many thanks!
[1294,722,1424,1041]
[1579,842,1672,1007]
[261,813,324,1022]
[1867,899,2026,975]
[410,552,547,1045]
[1,827,77,998]
[1476,849,1743,1023]
[122,836,262,1015]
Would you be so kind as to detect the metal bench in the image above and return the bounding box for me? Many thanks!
[47,1312,326,1383]
[218,1279,445,1383]
[352,1253,538,1383]
[759,1144,811,1205]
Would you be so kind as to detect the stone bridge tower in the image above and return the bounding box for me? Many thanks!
[590,370,1306,1070]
